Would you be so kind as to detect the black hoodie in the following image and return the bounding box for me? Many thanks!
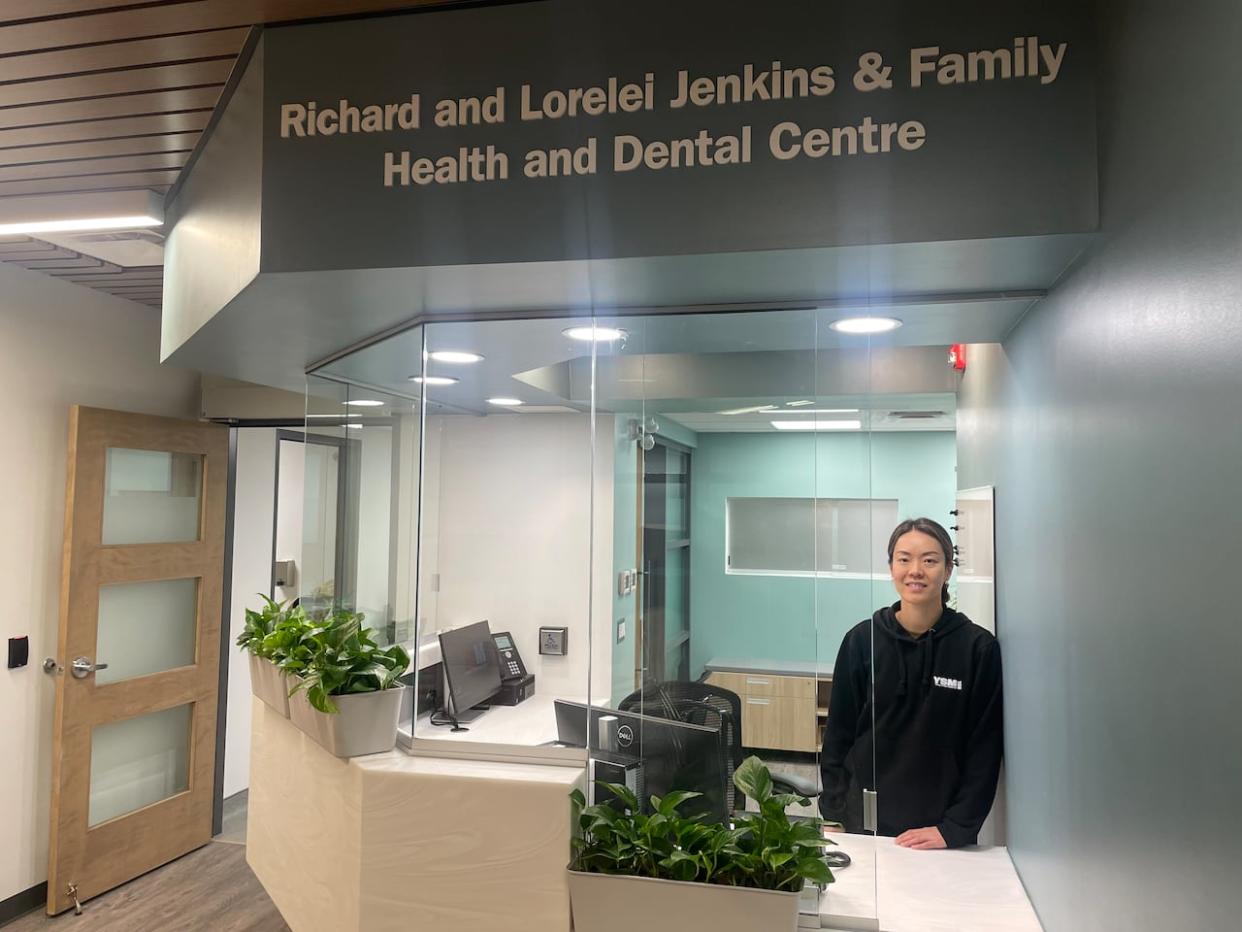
[818,603,1003,848]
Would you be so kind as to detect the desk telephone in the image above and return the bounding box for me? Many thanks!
[492,631,527,680]
[491,632,535,705]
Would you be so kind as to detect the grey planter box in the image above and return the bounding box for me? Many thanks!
[567,868,800,932]
[248,654,291,717]
[289,685,406,758]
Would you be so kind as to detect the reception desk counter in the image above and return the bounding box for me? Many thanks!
[248,698,1038,931]
[246,701,584,932]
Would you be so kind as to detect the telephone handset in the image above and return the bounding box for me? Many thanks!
[492,631,528,681]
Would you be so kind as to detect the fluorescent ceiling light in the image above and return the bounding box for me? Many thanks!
[828,316,903,335]
[785,400,814,407]
[343,399,385,407]
[487,397,523,407]
[409,375,459,386]
[426,350,484,364]
[718,404,779,415]
[0,189,163,236]
[784,408,861,415]
[563,326,628,342]
[771,419,863,431]
[346,423,364,429]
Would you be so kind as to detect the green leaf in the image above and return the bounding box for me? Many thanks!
[596,781,639,813]
[656,790,702,816]
[733,755,774,803]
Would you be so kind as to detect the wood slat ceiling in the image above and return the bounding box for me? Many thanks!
[0,0,461,310]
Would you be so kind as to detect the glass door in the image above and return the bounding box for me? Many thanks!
[638,437,692,686]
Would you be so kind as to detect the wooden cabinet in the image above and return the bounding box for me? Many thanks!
[706,670,822,753]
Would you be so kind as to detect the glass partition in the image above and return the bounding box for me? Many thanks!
[306,301,1004,926]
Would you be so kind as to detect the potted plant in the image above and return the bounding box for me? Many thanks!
[236,595,306,717]
[286,609,411,758]
[567,757,833,932]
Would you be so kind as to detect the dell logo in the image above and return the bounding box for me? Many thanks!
[617,724,635,748]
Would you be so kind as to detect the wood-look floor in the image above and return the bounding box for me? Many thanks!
[5,842,289,932]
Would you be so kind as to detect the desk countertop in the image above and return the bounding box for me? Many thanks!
[411,692,583,748]
[705,656,834,678]
[818,833,1041,931]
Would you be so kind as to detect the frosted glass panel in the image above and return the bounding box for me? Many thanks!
[815,499,898,573]
[102,449,202,544]
[89,704,191,826]
[96,578,199,685]
[727,497,814,572]
[727,497,897,574]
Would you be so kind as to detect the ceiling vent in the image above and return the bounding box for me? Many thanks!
[889,410,946,419]
[69,229,165,246]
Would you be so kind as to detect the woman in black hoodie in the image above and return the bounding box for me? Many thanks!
[819,517,1003,849]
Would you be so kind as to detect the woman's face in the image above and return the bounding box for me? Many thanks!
[889,530,951,606]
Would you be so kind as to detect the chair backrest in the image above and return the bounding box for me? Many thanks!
[619,681,744,813]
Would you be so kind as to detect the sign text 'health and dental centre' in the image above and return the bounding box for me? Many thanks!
[276,38,1069,188]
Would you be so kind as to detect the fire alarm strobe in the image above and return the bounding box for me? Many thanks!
[539,626,568,656]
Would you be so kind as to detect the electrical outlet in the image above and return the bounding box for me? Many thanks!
[617,619,626,643]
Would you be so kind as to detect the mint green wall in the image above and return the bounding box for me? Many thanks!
[689,431,957,678]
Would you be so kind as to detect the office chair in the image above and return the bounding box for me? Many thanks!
[619,681,820,811]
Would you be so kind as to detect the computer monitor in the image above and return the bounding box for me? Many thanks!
[438,621,502,731]
[554,699,729,823]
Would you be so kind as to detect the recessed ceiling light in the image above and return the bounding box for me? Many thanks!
[718,404,780,416]
[828,316,903,335]
[426,350,484,364]
[345,423,364,430]
[786,400,814,407]
[343,399,385,407]
[771,419,863,431]
[408,375,460,386]
[487,397,524,407]
[563,326,628,343]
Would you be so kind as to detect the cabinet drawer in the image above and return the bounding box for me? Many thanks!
[706,671,814,700]
[739,695,818,753]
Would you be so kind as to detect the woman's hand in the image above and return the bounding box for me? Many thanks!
[894,827,946,849]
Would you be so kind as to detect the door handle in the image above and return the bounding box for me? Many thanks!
[70,657,108,679]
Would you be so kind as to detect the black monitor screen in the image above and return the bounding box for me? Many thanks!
[439,621,501,715]
[554,699,728,823]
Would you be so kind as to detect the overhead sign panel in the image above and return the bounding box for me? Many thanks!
[261,0,1096,272]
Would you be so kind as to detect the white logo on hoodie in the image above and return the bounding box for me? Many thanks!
[933,675,963,691]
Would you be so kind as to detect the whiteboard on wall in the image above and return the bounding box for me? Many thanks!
[954,486,996,636]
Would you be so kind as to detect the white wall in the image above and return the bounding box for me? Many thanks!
[273,437,305,604]
[427,414,614,702]
[0,263,199,903]
[222,428,278,799]
[355,427,393,626]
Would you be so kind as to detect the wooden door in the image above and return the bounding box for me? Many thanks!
[46,407,228,915]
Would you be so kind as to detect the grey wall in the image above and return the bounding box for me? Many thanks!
[956,1,1242,928]
[161,35,263,362]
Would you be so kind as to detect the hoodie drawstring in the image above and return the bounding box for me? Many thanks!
[922,628,935,691]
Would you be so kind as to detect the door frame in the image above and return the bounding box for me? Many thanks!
[634,433,693,689]
[270,429,354,603]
